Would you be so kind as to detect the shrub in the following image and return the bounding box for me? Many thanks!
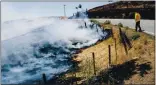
[90,19,100,25]
[118,22,123,27]
[124,26,129,33]
[125,26,129,30]
[144,39,148,45]
[104,20,111,24]
[131,33,140,40]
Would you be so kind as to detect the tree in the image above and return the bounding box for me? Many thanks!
[79,4,82,8]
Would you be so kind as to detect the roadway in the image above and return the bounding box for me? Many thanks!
[95,19,155,35]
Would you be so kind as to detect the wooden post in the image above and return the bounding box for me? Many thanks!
[38,80,41,85]
[112,78,115,85]
[119,27,128,55]
[108,45,111,85]
[108,75,110,85]
[75,72,77,85]
[92,52,96,76]
[114,38,118,64]
[96,24,98,32]
[73,66,77,85]
[85,22,87,28]
[108,45,111,67]
[42,73,47,85]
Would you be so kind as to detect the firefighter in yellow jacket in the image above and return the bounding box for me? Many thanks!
[135,12,142,32]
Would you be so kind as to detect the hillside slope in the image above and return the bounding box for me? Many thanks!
[50,20,155,85]
[88,1,155,19]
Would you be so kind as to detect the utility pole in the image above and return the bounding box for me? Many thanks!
[64,5,66,17]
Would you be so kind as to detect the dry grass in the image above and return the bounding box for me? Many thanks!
[62,21,155,85]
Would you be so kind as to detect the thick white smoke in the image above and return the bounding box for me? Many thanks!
[1,11,108,84]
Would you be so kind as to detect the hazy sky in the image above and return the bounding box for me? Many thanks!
[1,2,111,22]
